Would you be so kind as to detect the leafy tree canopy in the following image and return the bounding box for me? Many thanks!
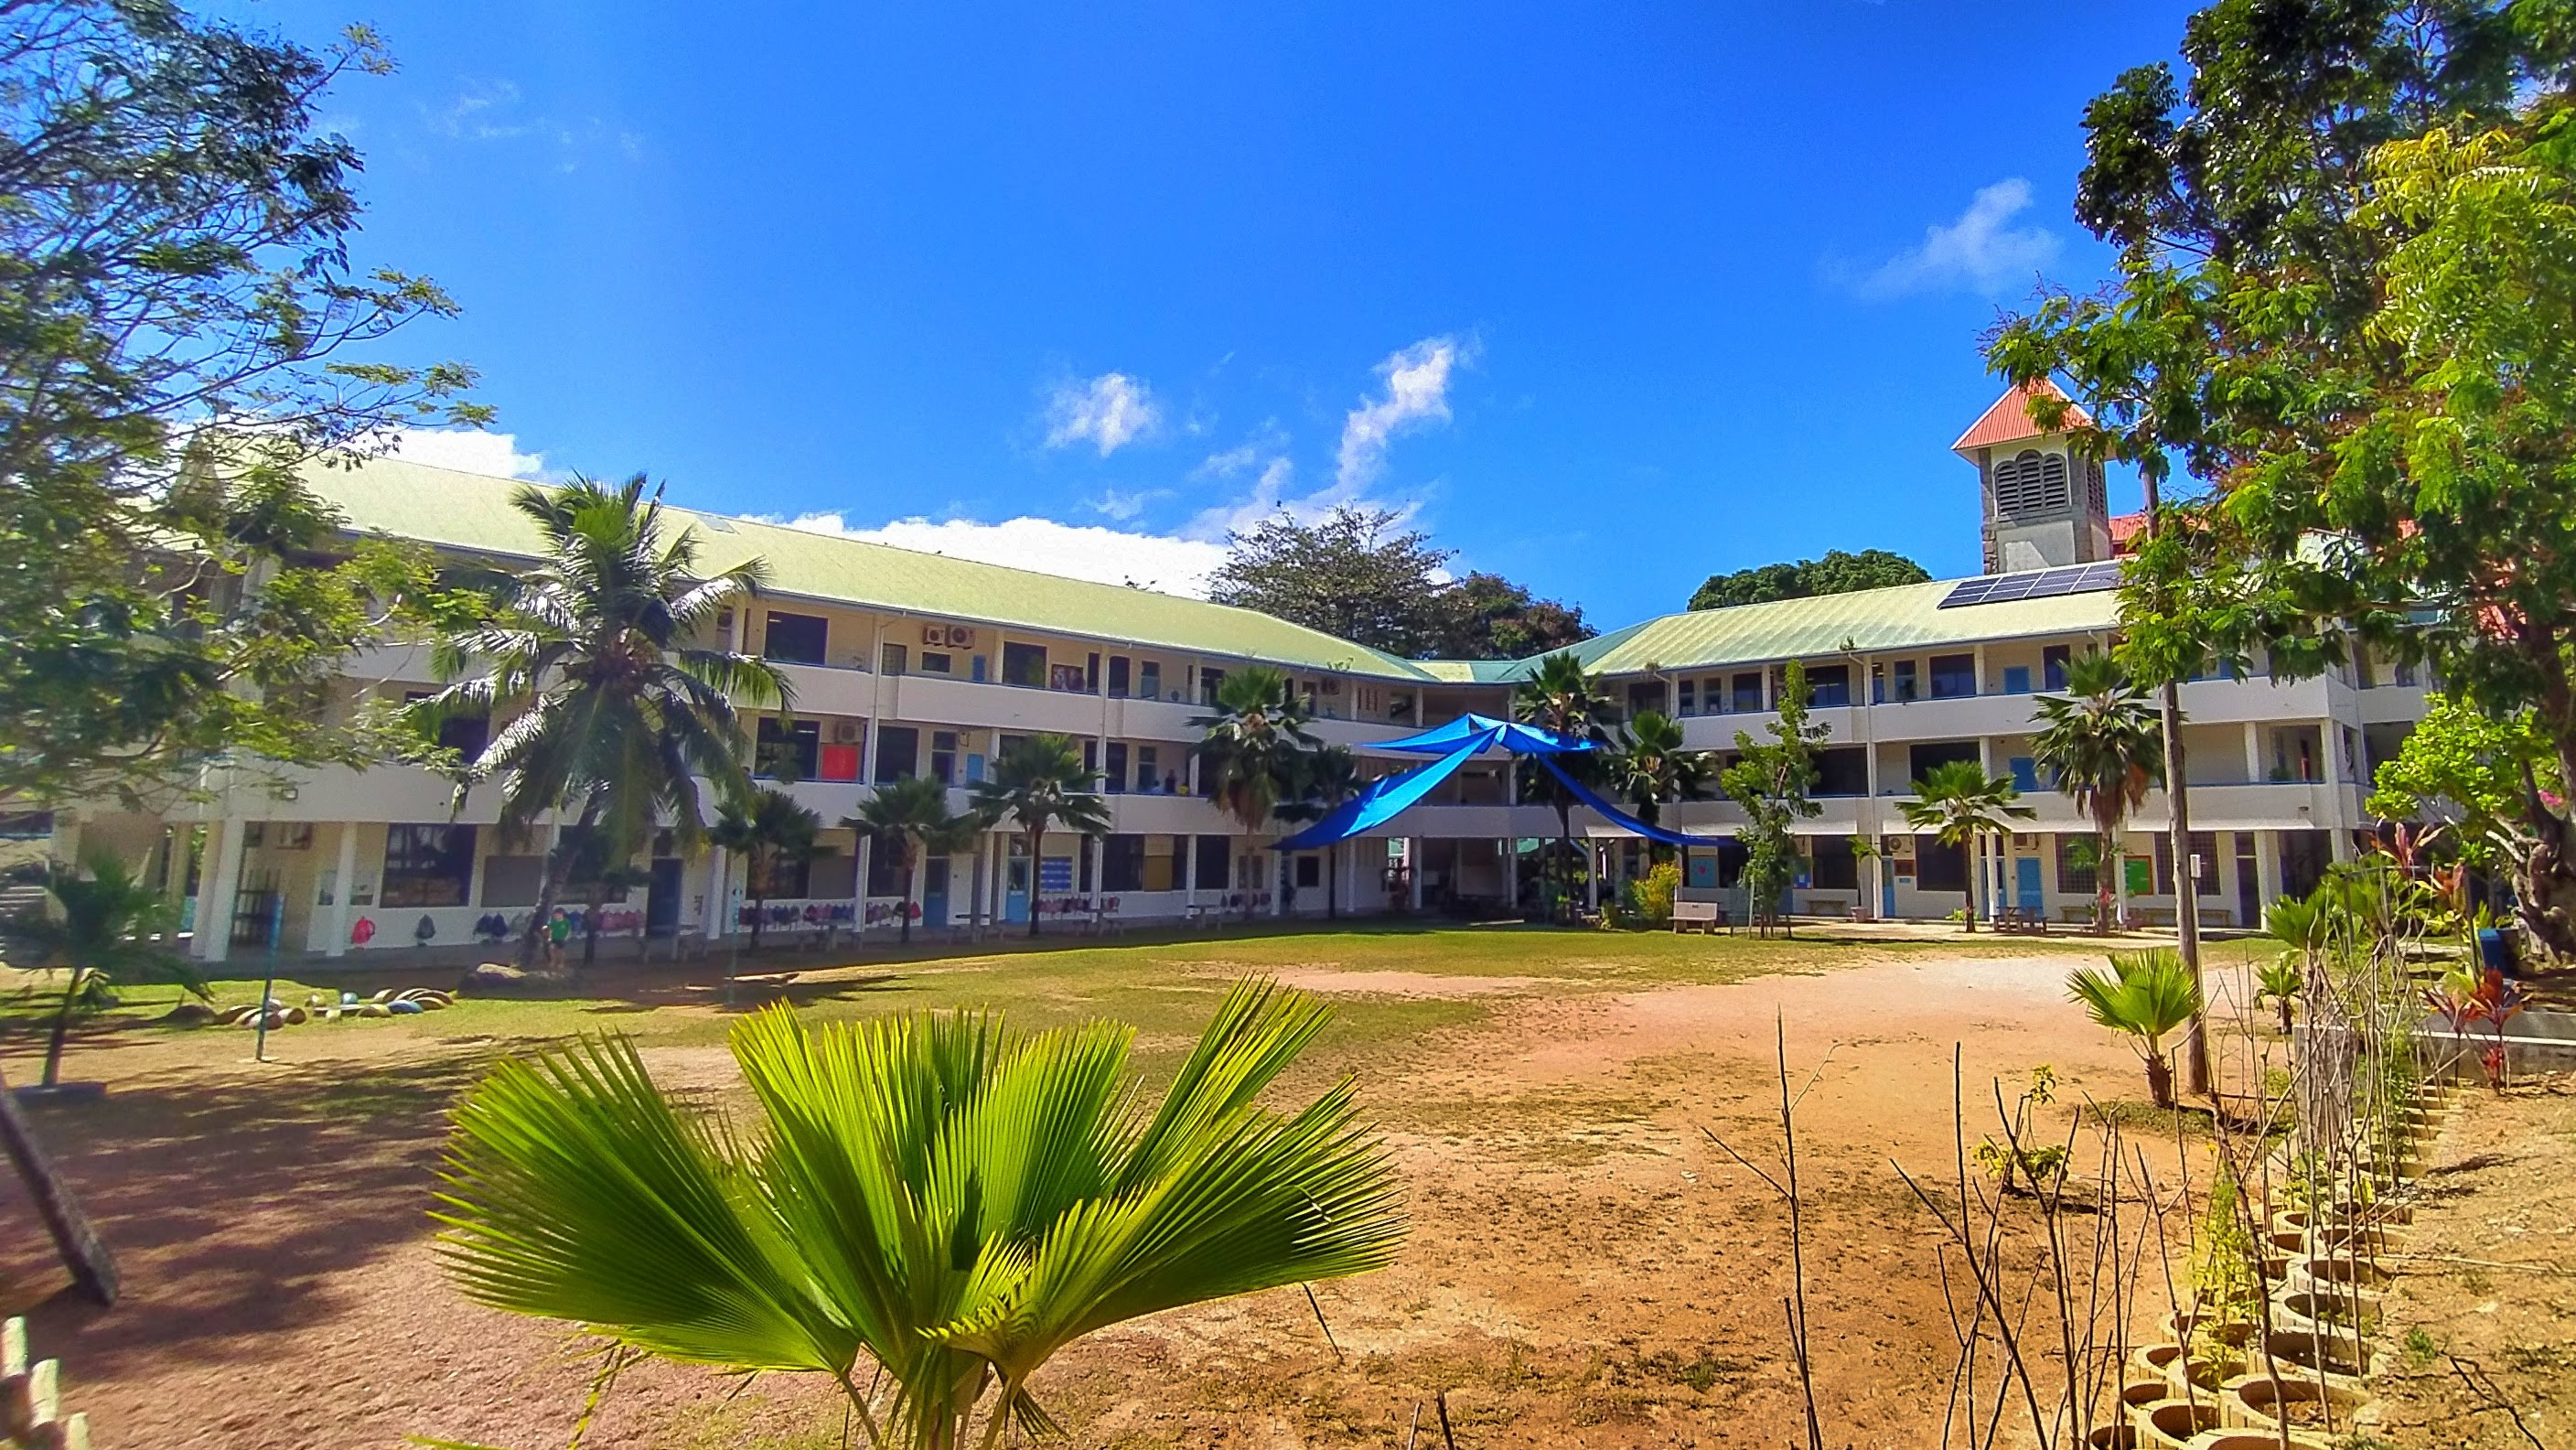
[1687,549,1929,612]
[0,1,487,805]
[1207,507,1587,661]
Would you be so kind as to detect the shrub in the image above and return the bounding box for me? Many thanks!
[1628,862,1680,928]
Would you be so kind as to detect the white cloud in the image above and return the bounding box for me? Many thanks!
[1043,372,1160,456]
[423,80,641,171]
[1336,337,1459,489]
[1088,488,1169,521]
[380,427,550,479]
[1850,178,2061,300]
[769,511,1225,597]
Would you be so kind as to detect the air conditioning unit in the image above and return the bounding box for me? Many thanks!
[922,623,945,645]
[947,626,975,648]
[832,720,860,744]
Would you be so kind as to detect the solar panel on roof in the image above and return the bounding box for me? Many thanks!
[1937,561,2128,609]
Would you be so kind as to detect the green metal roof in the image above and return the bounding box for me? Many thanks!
[1413,659,1529,684]
[300,456,1443,681]
[1559,576,2120,677]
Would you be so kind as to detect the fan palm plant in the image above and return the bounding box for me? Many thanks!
[2261,892,2334,1033]
[1899,759,2036,931]
[1273,745,1365,919]
[1607,709,1715,848]
[5,851,204,1087]
[2066,950,2204,1109]
[1192,669,1319,921]
[2029,651,2163,932]
[968,735,1111,937]
[846,775,982,945]
[1512,650,1617,919]
[709,788,821,954]
[405,474,787,969]
[435,980,1406,1450]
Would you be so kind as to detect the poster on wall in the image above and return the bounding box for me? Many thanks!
[2125,856,2155,897]
[1039,856,1075,893]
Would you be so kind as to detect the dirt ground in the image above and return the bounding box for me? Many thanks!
[0,939,2270,1447]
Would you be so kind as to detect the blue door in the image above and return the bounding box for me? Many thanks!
[2009,756,2040,793]
[2015,855,2045,916]
[1004,857,1029,924]
[922,859,950,929]
[2003,665,2033,694]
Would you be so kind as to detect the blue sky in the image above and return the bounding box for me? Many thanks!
[262,0,2196,628]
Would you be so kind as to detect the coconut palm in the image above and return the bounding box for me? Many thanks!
[5,850,204,1086]
[1192,669,1319,921]
[1273,745,1365,919]
[2029,651,2164,932]
[709,788,821,954]
[1512,650,1617,919]
[435,980,1407,1450]
[2066,950,2204,1108]
[969,735,1111,938]
[407,474,787,969]
[1607,709,1716,845]
[846,776,981,945]
[1900,759,2036,932]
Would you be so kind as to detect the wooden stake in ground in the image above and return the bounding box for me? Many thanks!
[0,1065,116,1306]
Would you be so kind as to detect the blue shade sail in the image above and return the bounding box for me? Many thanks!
[1274,714,1717,851]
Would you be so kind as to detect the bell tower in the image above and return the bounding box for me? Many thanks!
[1952,379,2111,575]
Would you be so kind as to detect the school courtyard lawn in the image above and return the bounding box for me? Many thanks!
[0,923,2296,1448]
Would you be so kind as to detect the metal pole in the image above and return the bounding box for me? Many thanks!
[253,894,284,1063]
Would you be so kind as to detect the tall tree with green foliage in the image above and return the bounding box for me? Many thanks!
[1193,668,1321,921]
[1688,550,1928,612]
[1900,760,2035,933]
[0,2,489,807]
[1424,573,1591,660]
[845,777,981,945]
[435,982,1407,1450]
[1719,661,1830,936]
[1513,651,1620,918]
[969,735,1112,937]
[1206,507,1586,660]
[709,788,822,955]
[2029,651,2165,932]
[2367,693,2561,871]
[411,476,786,968]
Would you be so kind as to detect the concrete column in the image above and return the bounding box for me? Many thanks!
[326,821,359,958]
[161,823,194,914]
[1086,833,1104,921]
[1504,840,1519,917]
[2243,722,2263,785]
[192,816,245,963]
[2253,831,2282,912]
[1407,840,1424,911]
[707,845,731,940]
[907,843,925,939]
[853,833,875,936]
[1268,843,1283,917]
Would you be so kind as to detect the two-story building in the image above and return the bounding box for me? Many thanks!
[42,381,2426,960]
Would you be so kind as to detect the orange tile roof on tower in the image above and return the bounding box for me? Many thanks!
[1952,378,2094,453]
[2109,511,2149,553]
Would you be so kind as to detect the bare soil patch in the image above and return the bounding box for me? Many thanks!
[2,942,2184,1447]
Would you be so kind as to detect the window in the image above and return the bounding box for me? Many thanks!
[1810,835,1858,890]
[1294,855,1322,888]
[1892,660,1919,702]
[1929,653,1977,699]
[404,691,490,757]
[1992,448,2071,517]
[1807,664,1851,708]
[2043,645,2072,692]
[1101,834,1148,892]
[1193,833,1232,889]
[1675,679,1697,717]
[1107,656,1131,697]
[2055,836,2098,896]
[1815,747,1868,797]
[757,716,820,780]
[1049,662,1087,693]
[1087,653,1101,692]
[2152,832,2222,897]
[1104,742,1129,793]
[763,611,829,665]
[1915,839,1968,893]
[1003,642,1047,688]
[1908,740,1980,785]
[382,823,476,908]
[866,843,906,897]
[880,642,907,675]
[1731,672,1764,712]
[874,725,919,783]
[929,731,959,786]
[808,854,857,899]
[1138,661,1162,700]
[1199,667,1226,705]
[1627,681,1664,720]
[919,650,952,675]
[2009,756,2040,792]
[2002,665,2032,694]
[1135,745,1161,792]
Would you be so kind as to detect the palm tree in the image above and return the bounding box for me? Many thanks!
[2066,950,2204,1108]
[1512,651,1617,920]
[845,776,981,945]
[435,980,1407,1450]
[1900,759,2036,931]
[1607,709,1716,847]
[2029,651,2164,933]
[1274,745,1364,919]
[2260,892,2333,1033]
[968,735,1111,938]
[1193,669,1319,921]
[407,474,787,970]
[709,788,821,954]
[5,851,205,1086]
